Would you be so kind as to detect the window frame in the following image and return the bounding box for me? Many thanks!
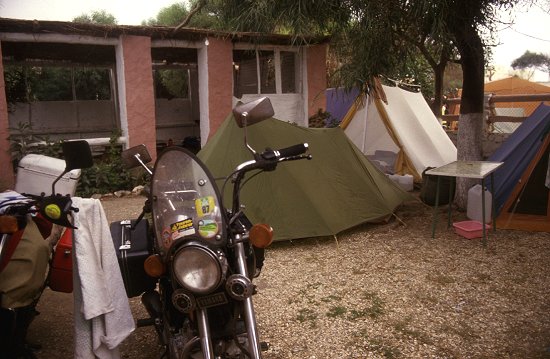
[233,45,302,96]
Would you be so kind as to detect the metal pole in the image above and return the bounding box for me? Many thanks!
[431,176,441,239]
[481,178,487,246]
[196,308,214,359]
[234,237,262,358]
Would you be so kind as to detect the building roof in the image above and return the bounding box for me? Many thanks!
[485,76,550,95]
[0,18,329,46]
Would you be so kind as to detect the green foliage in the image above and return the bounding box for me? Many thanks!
[29,67,72,101]
[154,68,190,99]
[76,132,138,197]
[4,65,112,104]
[4,65,27,104]
[73,10,118,25]
[144,1,222,29]
[308,109,340,128]
[8,122,62,165]
[74,68,112,100]
[145,3,189,26]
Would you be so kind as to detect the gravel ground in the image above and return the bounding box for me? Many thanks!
[28,194,550,359]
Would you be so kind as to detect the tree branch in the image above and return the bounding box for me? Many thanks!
[173,0,207,32]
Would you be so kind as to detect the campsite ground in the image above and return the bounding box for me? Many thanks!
[29,194,550,359]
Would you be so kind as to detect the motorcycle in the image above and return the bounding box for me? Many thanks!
[116,97,311,358]
[0,140,93,358]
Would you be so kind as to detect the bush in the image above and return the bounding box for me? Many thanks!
[77,132,143,197]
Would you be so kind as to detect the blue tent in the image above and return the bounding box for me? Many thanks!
[326,87,360,123]
[488,103,550,231]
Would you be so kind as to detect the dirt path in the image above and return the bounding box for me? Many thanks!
[28,195,550,358]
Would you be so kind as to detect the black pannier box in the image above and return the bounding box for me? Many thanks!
[110,219,157,298]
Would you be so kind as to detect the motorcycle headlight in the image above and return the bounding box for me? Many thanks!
[172,244,227,295]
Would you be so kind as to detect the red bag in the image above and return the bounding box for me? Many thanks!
[48,228,73,293]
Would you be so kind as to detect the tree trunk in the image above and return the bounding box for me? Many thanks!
[431,63,446,116]
[450,17,485,209]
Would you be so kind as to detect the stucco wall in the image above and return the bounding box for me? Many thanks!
[306,44,328,117]
[446,131,509,159]
[206,38,233,140]
[0,43,14,190]
[119,35,157,159]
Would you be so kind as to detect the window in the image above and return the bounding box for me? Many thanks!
[4,64,112,103]
[74,68,112,100]
[280,51,297,93]
[153,68,190,99]
[259,51,275,94]
[233,50,258,96]
[233,48,299,97]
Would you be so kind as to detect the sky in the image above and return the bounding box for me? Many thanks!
[1,0,550,82]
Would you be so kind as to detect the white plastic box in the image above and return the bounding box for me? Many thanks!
[466,184,492,223]
[15,154,81,196]
[387,174,414,192]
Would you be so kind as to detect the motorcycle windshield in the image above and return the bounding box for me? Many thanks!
[151,148,225,256]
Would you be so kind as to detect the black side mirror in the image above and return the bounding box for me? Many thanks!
[50,140,93,195]
[233,97,275,128]
[62,140,94,171]
[121,145,152,170]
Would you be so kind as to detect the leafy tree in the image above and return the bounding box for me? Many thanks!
[144,0,221,29]
[72,10,118,25]
[4,65,28,104]
[143,3,189,26]
[511,50,550,75]
[214,0,521,207]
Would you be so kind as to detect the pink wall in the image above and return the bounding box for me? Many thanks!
[120,35,157,160]
[206,38,233,140]
[0,43,15,190]
[307,44,328,117]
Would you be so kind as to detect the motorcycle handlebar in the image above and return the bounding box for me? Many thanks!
[235,142,310,174]
[260,143,309,161]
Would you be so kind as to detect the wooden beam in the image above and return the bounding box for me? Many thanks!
[446,93,550,105]
[440,115,527,123]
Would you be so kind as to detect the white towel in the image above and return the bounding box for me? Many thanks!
[72,197,135,359]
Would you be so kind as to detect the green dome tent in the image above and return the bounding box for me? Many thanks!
[198,115,414,241]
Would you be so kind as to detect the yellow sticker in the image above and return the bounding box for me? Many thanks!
[170,217,195,240]
[195,196,216,217]
[45,204,61,219]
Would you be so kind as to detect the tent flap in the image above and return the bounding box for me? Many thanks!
[489,103,550,232]
[339,84,457,180]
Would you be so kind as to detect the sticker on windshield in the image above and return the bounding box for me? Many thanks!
[170,217,195,240]
[198,219,219,239]
[195,196,216,217]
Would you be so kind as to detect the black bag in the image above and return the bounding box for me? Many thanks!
[110,219,156,298]
[420,167,456,206]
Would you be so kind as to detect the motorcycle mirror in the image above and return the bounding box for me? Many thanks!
[233,97,274,128]
[62,140,93,171]
[50,140,94,195]
[121,145,153,174]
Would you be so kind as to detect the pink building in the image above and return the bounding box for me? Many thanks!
[0,19,328,189]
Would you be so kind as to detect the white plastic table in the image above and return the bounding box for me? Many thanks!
[426,161,504,245]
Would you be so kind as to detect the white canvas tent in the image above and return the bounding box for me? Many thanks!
[340,84,457,181]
